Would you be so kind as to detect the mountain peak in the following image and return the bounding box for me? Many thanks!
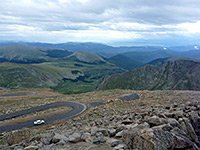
[97,60,200,91]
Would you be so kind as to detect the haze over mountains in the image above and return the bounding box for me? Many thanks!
[1,41,200,57]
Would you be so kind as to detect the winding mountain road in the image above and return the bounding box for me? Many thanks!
[0,101,87,133]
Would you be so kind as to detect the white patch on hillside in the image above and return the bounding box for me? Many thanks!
[194,46,199,50]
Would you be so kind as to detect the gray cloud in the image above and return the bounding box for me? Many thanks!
[0,0,200,45]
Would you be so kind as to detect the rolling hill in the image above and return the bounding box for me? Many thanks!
[0,44,72,63]
[97,60,200,91]
[66,51,106,64]
[0,44,47,63]
[108,54,143,70]
[0,45,124,94]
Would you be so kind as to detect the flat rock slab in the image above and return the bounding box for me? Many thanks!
[119,93,139,101]
[90,102,104,107]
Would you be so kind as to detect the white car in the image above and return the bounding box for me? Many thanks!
[34,119,45,125]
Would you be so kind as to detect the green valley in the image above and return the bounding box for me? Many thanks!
[0,45,124,94]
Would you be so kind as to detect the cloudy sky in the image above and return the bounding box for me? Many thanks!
[0,0,200,46]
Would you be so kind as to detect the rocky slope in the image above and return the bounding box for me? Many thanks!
[1,90,200,150]
[97,60,200,91]
[0,63,59,88]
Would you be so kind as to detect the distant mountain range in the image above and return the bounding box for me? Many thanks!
[0,41,199,58]
[97,60,200,91]
[0,44,72,63]
[121,50,200,64]
[147,57,200,66]
[107,49,200,70]
[1,43,200,93]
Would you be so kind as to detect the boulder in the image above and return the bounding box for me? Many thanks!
[121,120,133,125]
[56,139,66,146]
[173,110,184,119]
[113,143,128,150]
[82,132,92,142]
[122,123,150,149]
[164,112,174,118]
[189,111,200,136]
[183,118,199,144]
[24,145,38,150]
[167,118,180,128]
[108,128,116,137]
[97,128,109,136]
[41,137,52,145]
[91,127,109,136]
[123,128,173,150]
[30,135,41,142]
[110,140,125,147]
[172,133,199,149]
[171,127,199,149]
[40,133,54,145]
[91,127,99,135]
[93,132,106,144]
[147,116,165,127]
[7,128,30,146]
[11,145,24,150]
[115,130,124,138]
[152,124,173,131]
[51,133,68,144]
[68,132,83,143]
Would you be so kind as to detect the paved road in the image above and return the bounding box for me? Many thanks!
[0,102,87,133]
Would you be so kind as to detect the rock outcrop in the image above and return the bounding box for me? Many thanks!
[1,100,200,150]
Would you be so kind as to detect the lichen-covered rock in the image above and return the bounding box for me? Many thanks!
[170,127,199,149]
[172,133,199,149]
[123,127,173,150]
[122,123,150,149]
